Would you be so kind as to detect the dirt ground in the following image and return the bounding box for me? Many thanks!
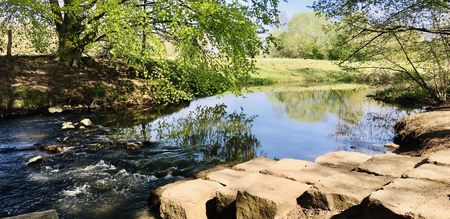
[395,109,450,156]
[0,56,153,117]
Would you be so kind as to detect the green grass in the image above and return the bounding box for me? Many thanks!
[252,58,353,85]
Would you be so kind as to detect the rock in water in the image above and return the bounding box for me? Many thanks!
[62,122,75,130]
[27,156,42,165]
[44,145,63,153]
[384,143,400,150]
[48,106,63,114]
[80,118,93,127]
[2,209,59,219]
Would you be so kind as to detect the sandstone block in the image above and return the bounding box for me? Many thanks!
[403,163,450,184]
[261,158,346,185]
[159,179,224,219]
[363,178,450,219]
[357,153,424,177]
[428,149,450,166]
[232,157,276,172]
[298,172,392,211]
[315,151,371,170]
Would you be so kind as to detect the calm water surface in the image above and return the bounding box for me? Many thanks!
[0,86,418,218]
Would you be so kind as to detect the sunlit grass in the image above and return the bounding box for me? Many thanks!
[252,58,347,84]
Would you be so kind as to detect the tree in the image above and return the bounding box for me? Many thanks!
[313,0,450,103]
[271,12,331,59]
[1,0,281,69]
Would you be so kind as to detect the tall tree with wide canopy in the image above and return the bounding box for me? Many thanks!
[0,0,281,69]
[313,0,450,103]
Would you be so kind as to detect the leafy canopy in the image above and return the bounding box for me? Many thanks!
[1,0,282,103]
[313,0,450,103]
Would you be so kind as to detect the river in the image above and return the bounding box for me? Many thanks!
[0,85,418,218]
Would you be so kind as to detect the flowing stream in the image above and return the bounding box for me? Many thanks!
[0,85,419,218]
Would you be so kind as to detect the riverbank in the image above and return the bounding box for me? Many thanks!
[0,56,161,118]
[394,110,450,156]
[151,150,450,218]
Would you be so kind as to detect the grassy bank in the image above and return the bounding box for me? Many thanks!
[252,58,355,85]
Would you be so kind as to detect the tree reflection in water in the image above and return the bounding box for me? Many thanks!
[268,88,418,152]
[153,104,261,162]
[268,88,367,123]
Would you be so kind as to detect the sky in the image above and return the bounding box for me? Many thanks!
[279,0,315,18]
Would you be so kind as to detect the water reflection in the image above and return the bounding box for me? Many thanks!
[110,104,261,163]
[268,88,367,123]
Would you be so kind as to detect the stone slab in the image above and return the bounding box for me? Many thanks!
[365,178,450,219]
[206,168,259,187]
[298,171,392,211]
[403,163,450,184]
[232,157,276,172]
[234,174,311,219]
[261,158,346,185]
[356,153,424,177]
[159,179,224,219]
[315,151,371,170]
[3,210,59,219]
[428,149,450,166]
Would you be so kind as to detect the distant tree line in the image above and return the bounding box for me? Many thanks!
[270,12,360,60]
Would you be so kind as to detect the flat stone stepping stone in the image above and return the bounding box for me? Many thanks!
[315,151,371,170]
[403,163,450,184]
[298,171,392,211]
[3,209,59,219]
[159,179,224,219]
[234,174,311,219]
[356,153,425,177]
[363,178,450,219]
[232,157,276,172]
[206,168,259,186]
[261,158,346,185]
[428,149,450,166]
[206,168,311,218]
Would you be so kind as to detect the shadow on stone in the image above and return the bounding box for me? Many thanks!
[330,198,410,219]
[206,197,236,219]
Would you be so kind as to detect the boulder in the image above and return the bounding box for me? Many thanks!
[126,142,142,150]
[27,156,43,165]
[61,122,75,130]
[40,145,63,153]
[298,172,392,211]
[3,209,58,219]
[359,178,450,219]
[48,107,63,114]
[356,153,424,177]
[428,149,450,166]
[233,173,310,219]
[80,118,93,127]
[205,168,311,218]
[232,157,276,172]
[261,158,346,185]
[403,163,450,184]
[315,151,371,170]
[159,179,224,219]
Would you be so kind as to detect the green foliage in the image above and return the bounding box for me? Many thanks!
[313,0,450,103]
[271,12,331,59]
[1,0,282,103]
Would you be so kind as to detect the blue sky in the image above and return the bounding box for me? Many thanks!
[279,0,315,18]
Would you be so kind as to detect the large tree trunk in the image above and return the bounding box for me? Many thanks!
[6,29,12,57]
[50,0,84,67]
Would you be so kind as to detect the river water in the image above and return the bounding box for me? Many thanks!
[0,85,418,218]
